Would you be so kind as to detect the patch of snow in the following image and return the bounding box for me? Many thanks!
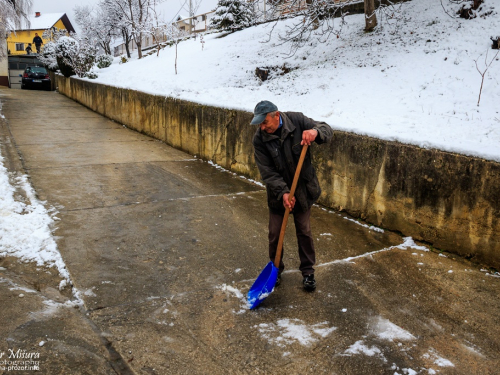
[343,216,385,233]
[371,316,416,342]
[461,343,484,357]
[312,236,427,270]
[423,348,454,368]
[258,291,270,300]
[0,149,82,303]
[257,319,336,347]
[434,356,454,367]
[218,283,249,312]
[344,340,383,358]
[83,288,97,297]
[396,237,428,252]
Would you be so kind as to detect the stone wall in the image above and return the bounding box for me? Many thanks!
[57,76,500,269]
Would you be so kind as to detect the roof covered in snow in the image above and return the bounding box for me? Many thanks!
[18,13,75,33]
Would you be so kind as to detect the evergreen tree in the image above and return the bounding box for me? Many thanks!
[210,0,253,32]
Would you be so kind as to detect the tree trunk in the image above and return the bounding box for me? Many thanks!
[137,32,143,59]
[306,0,319,30]
[364,0,377,32]
[125,41,131,58]
[122,29,131,58]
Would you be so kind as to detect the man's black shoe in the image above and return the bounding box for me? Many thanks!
[303,274,316,291]
[276,274,282,287]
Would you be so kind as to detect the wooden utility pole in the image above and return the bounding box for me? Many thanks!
[189,0,193,34]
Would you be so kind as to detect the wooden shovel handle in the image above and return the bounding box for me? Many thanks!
[274,144,309,268]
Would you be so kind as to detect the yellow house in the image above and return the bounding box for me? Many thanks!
[7,12,75,56]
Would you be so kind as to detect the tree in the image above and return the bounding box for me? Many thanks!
[101,0,155,59]
[165,25,188,74]
[0,0,33,57]
[210,0,253,31]
[143,3,168,56]
[40,34,98,78]
[39,28,72,71]
[264,0,349,55]
[74,5,117,55]
[262,0,387,55]
[54,36,78,77]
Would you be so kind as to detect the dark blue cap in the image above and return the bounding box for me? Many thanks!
[250,100,278,125]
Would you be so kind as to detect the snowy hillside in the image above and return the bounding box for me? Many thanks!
[90,0,500,162]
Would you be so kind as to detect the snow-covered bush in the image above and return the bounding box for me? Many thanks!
[38,42,58,72]
[85,70,98,79]
[55,37,78,77]
[72,41,98,78]
[96,54,114,69]
[119,55,129,64]
[54,36,98,78]
[210,0,254,31]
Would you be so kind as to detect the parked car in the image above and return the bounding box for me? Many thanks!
[21,66,51,90]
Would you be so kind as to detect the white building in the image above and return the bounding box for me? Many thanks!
[174,11,215,33]
[114,11,216,57]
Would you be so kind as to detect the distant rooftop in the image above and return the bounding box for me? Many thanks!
[19,12,75,33]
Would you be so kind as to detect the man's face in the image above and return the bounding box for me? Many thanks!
[260,112,280,134]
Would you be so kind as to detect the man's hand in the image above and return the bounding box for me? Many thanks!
[283,193,296,210]
[301,129,318,146]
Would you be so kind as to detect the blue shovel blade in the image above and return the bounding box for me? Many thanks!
[247,261,278,309]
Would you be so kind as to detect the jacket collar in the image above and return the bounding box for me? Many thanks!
[258,112,296,143]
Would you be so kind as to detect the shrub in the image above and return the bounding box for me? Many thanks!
[38,42,58,72]
[96,54,114,69]
[55,37,79,77]
[54,36,97,78]
[85,71,98,79]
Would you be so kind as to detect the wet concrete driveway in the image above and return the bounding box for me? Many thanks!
[1,88,499,374]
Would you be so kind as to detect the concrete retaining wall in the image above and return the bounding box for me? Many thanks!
[57,76,500,269]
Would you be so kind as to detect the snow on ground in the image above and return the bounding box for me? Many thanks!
[256,318,337,347]
[423,348,455,368]
[0,145,73,292]
[344,340,383,357]
[371,316,416,342]
[91,0,500,162]
[218,283,250,312]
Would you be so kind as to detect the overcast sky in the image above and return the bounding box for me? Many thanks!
[32,0,218,33]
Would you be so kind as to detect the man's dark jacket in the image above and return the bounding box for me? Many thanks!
[33,36,43,46]
[252,112,333,213]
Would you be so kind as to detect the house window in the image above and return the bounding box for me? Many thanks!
[16,43,25,51]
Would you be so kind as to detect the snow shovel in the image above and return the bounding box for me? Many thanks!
[247,144,309,309]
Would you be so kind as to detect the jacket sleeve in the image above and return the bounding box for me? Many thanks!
[253,136,290,200]
[300,114,334,145]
